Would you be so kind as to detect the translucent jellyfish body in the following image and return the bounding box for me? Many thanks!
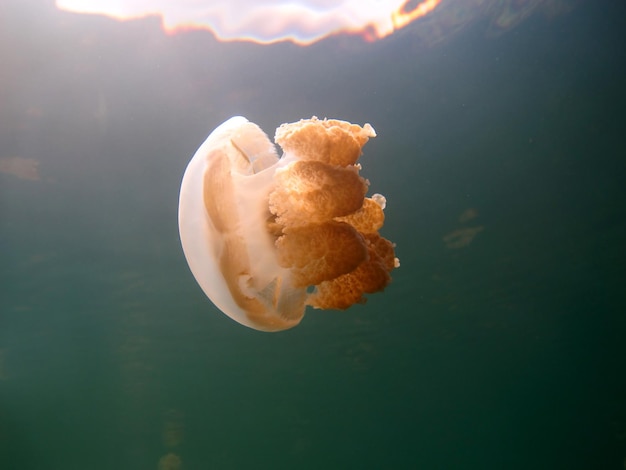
[178,116,399,332]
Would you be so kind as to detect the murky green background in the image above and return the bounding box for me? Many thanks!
[1,0,625,468]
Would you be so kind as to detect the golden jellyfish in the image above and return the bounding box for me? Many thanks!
[178,116,399,332]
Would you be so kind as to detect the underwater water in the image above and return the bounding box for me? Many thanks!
[1,0,626,468]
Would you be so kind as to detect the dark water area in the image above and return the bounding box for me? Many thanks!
[1,0,626,468]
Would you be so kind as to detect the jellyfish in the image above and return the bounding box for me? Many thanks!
[178,116,399,332]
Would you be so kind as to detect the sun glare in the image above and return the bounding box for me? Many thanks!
[55,0,442,45]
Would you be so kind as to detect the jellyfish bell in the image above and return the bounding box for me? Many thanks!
[178,116,291,331]
[178,116,399,332]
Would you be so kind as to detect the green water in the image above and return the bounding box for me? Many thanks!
[1,0,625,468]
